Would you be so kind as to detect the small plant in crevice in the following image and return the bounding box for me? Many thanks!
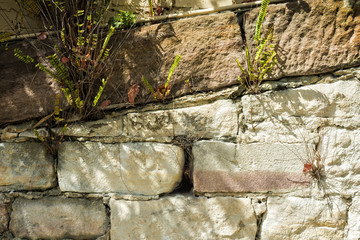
[236,0,276,94]
[10,0,132,121]
[142,54,182,101]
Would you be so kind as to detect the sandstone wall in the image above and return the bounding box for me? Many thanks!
[1,0,360,239]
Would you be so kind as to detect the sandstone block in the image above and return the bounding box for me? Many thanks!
[261,196,347,239]
[106,12,242,105]
[244,0,360,79]
[241,80,360,139]
[125,99,238,140]
[110,195,257,240]
[58,142,184,195]
[63,117,123,138]
[192,141,310,193]
[0,142,55,191]
[9,197,108,239]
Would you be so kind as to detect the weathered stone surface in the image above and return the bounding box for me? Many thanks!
[125,99,238,141]
[345,196,360,239]
[0,40,64,125]
[241,80,360,143]
[9,197,108,239]
[63,117,123,138]
[106,12,242,105]
[317,127,360,197]
[192,141,310,193]
[58,142,184,195]
[110,195,257,240]
[244,0,360,79]
[0,201,8,234]
[0,142,55,190]
[261,196,347,239]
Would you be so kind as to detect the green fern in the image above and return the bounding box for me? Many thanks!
[14,48,34,64]
[165,55,181,89]
[142,55,182,100]
[255,0,270,43]
[92,78,108,107]
[236,0,276,94]
[142,76,155,94]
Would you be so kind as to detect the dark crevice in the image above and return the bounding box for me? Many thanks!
[235,12,247,45]
[255,211,265,240]
[170,136,195,193]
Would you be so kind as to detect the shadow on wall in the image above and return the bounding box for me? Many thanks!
[0,40,64,126]
[104,22,181,105]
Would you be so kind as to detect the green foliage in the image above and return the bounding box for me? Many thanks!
[108,10,136,29]
[0,32,13,43]
[148,0,154,17]
[14,48,34,64]
[142,55,182,100]
[236,0,276,94]
[92,78,108,107]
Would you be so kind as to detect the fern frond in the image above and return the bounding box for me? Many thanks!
[0,32,12,42]
[165,55,181,89]
[96,26,115,62]
[254,0,270,42]
[14,48,34,64]
[142,76,155,94]
[92,78,108,107]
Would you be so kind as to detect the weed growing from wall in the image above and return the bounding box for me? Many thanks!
[10,0,137,121]
[142,54,182,101]
[236,0,276,94]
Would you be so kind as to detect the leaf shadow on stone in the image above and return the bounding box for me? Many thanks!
[105,22,180,106]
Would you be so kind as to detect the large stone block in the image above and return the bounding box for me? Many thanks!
[0,142,55,191]
[241,80,360,142]
[244,0,360,79]
[110,195,257,240]
[9,197,108,239]
[261,196,347,239]
[192,141,310,193]
[125,99,238,140]
[58,142,184,195]
[105,12,242,105]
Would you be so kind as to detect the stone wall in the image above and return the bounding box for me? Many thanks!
[1,0,360,239]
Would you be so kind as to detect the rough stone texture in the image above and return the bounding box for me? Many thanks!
[0,142,55,191]
[105,12,242,105]
[125,99,238,141]
[63,117,123,138]
[244,0,360,79]
[345,196,360,239]
[58,142,184,195]
[9,197,108,239]
[261,196,347,239]
[0,0,43,34]
[110,195,257,240]
[240,80,360,143]
[192,141,310,193]
[318,127,360,198]
[0,201,8,234]
[0,40,63,125]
